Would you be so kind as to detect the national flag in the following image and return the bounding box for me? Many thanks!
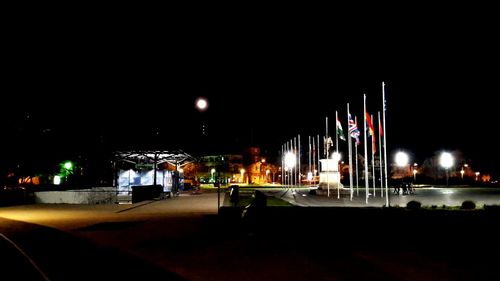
[324,136,333,156]
[348,114,360,145]
[336,116,346,141]
[365,112,375,136]
[371,132,377,154]
[366,113,376,154]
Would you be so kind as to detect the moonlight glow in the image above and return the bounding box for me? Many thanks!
[196,98,208,111]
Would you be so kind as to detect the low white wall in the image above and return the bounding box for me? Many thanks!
[34,187,117,204]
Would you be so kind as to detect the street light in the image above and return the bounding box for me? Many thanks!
[395,152,409,167]
[475,171,480,181]
[284,152,296,186]
[395,151,409,195]
[64,161,73,170]
[439,152,454,186]
[460,169,465,179]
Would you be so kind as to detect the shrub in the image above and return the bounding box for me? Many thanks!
[484,205,500,211]
[431,205,437,209]
[461,201,476,210]
[407,200,421,210]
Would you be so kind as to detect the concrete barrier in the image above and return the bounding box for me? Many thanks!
[34,187,117,204]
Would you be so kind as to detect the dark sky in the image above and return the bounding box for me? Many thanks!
[2,9,499,178]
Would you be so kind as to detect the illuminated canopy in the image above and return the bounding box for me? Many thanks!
[114,150,196,167]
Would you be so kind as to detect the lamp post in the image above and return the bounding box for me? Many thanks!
[439,152,454,186]
[475,171,480,181]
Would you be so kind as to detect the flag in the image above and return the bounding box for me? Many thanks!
[371,131,377,154]
[366,112,376,154]
[365,112,375,136]
[379,119,384,138]
[336,116,346,141]
[348,114,360,145]
[324,136,333,156]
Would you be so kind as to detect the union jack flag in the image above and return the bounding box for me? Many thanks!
[348,114,360,145]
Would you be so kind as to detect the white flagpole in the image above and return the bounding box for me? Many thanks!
[347,104,353,201]
[363,94,369,204]
[355,138,359,196]
[283,143,286,187]
[289,140,292,188]
[326,117,330,197]
[293,137,297,187]
[298,134,301,187]
[308,135,312,185]
[335,110,340,199]
[287,141,290,188]
[371,114,376,197]
[283,141,290,188]
[382,82,389,207]
[317,134,320,182]
[312,136,316,184]
[325,117,329,158]
[378,111,384,197]
[355,116,359,196]
[335,111,339,153]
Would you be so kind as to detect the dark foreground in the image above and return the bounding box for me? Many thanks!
[1,193,500,281]
[219,205,500,280]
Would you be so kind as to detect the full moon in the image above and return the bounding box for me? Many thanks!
[196,98,208,111]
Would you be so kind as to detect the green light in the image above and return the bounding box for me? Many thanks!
[64,161,73,170]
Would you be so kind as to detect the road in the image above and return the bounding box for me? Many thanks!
[1,191,500,280]
[267,186,500,207]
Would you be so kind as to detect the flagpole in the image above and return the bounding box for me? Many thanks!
[347,104,353,200]
[294,137,297,188]
[325,117,330,197]
[287,141,290,188]
[335,110,340,199]
[355,137,359,196]
[312,136,316,185]
[378,111,384,197]
[317,134,320,185]
[382,82,389,207]
[355,116,359,196]
[371,114,376,197]
[363,94,369,204]
[335,112,339,153]
[284,143,286,187]
[284,144,286,186]
[325,117,329,158]
[298,134,301,187]
[308,135,311,185]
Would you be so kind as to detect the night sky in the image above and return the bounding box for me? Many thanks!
[2,10,499,178]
